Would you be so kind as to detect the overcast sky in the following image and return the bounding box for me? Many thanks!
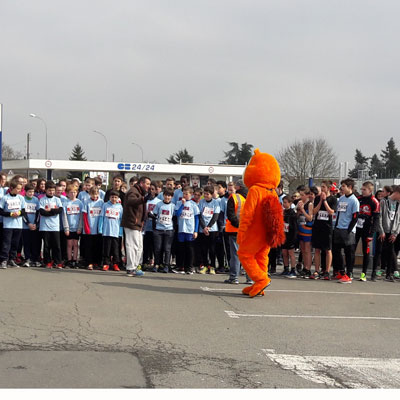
[1,0,400,167]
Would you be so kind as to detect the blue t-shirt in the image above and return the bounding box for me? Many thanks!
[39,196,63,232]
[153,201,175,231]
[78,191,91,205]
[157,192,164,201]
[175,200,200,234]
[0,187,8,223]
[145,197,161,232]
[24,196,40,229]
[198,198,221,233]
[336,194,360,232]
[172,189,183,205]
[0,193,26,229]
[99,189,105,200]
[83,198,104,235]
[63,199,83,232]
[100,201,123,238]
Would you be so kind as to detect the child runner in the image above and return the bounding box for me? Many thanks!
[281,196,298,278]
[99,190,123,272]
[151,188,175,273]
[174,187,199,274]
[22,183,41,267]
[296,188,314,278]
[82,186,104,270]
[311,181,337,280]
[198,186,220,274]
[39,181,67,269]
[64,184,84,268]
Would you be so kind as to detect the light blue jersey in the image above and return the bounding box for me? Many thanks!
[157,192,164,201]
[78,191,91,205]
[100,201,123,238]
[172,189,183,204]
[24,196,40,229]
[83,198,104,235]
[0,193,26,229]
[145,197,161,232]
[175,200,200,234]
[0,187,9,223]
[153,201,175,231]
[336,194,360,232]
[63,199,83,232]
[198,198,221,233]
[99,189,105,200]
[39,196,63,232]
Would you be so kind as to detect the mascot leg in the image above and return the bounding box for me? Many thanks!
[238,246,271,297]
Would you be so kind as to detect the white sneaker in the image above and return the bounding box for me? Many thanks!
[0,261,8,269]
[23,259,31,267]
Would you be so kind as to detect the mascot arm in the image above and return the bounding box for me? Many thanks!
[237,186,258,245]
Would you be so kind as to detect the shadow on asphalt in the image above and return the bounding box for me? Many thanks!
[93,281,246,297]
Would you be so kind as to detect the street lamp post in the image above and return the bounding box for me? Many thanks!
[132,142,144,162]
[29,113,48,159]
[93,130,108,162]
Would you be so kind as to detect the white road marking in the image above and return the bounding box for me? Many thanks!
[262,349,400,388]
[224,310,400,321]
[201,286,400,296]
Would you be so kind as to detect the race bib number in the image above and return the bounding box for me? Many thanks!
[356,218,365,229]
[7,198,21,210]
[45,203,57,211]
[284,222,289,233]
[106,208,120,219]
[317,211,329,221]
[148,204,156,212]
[389,210,396,221]
[181,206,193,220]
[67,205,80,215]
[202,207,214,217]
[299,215,306,225]
[338,202,348,212]
[159,210,172,226]
[90,207,101,217]
[25,203,37,214]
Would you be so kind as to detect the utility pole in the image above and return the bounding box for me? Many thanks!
[26,133,31,178]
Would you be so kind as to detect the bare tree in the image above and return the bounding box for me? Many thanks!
[2,143,24,160]
[276,138,338,188]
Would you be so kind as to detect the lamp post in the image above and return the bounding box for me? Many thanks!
[29,113,48,159]
[132,142,144,162]
[93,130,108,162]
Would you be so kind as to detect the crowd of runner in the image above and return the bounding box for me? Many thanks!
[0,171,399,284]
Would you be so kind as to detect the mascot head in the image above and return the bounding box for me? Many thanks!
[243,148,281,190]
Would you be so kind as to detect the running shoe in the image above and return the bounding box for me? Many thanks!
[338,274,352,284]
[323,272,330,280]
[394,271,400,279]
[8,260,19,268]
[376,269,384,277]
[208,267,216,275]
[310,271,320,280]
[359,272,367,282]
[102,265,109,271]
[224,278,239,284]
[302,269,311,279]
[199,266,208,274]
[0,261,7,269]
[112,264,120,271]
[287,269,297,279]
[280,268,290,276]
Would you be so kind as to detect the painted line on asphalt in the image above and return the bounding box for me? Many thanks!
[224,310,400,321]
[201,286,400,296]
[262,349,400,388]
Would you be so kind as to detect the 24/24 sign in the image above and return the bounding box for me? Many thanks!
[117,163,155,171]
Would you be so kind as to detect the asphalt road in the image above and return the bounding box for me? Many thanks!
[1,266,400,388]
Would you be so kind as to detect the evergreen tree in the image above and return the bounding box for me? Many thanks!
[221,142,254,165]
[370,153,384,178]
[166,148,194,164]
[381,137,400,177]
[68,143,87,179]
[348,149,369,178]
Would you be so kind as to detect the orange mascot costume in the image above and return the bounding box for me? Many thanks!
[237,148,286,298]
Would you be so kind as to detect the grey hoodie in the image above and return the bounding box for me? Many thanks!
[377,197,400,236]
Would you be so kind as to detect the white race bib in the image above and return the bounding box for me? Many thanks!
[299,215,306,225]
[90,207,101,217]
[106,208,120,219]
[356,218,365,229]
[389,210,395,221]
[159,213,172,226]
[25,203,37,214]
[67,205,80,215]
[338,202,348,212]
[181,207,193,220]
[317,211,329,221]
[7,198,21,210]
[284,222,289,233]
[202,207,214,217]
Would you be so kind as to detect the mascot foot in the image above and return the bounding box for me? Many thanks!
[242,285,254,295]
[249,278,271,298]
